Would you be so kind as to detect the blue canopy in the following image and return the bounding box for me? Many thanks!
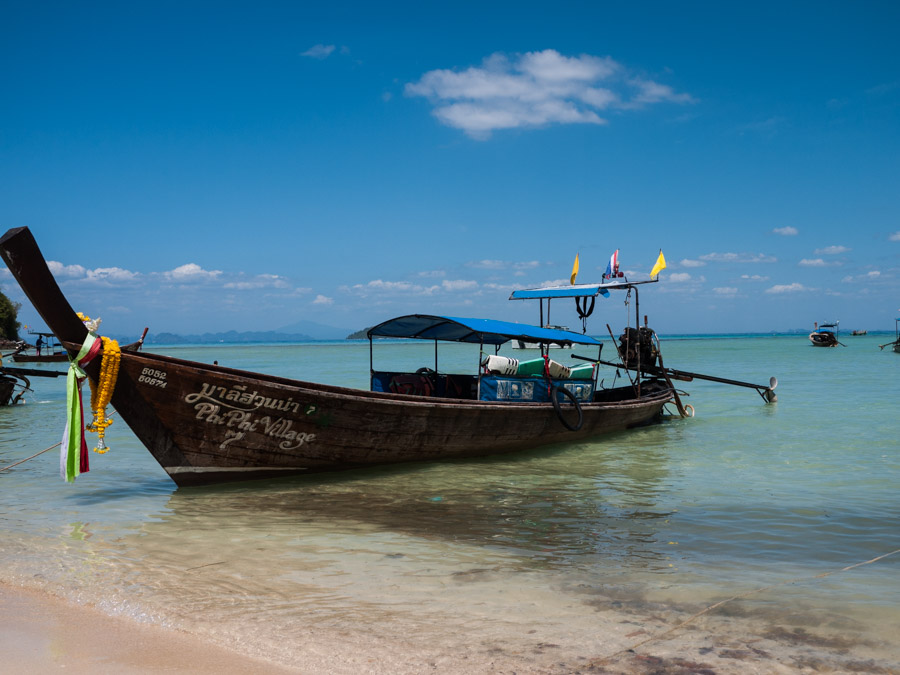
[508,279,656,300]
[509,283,615,300]
[367,314,602,347]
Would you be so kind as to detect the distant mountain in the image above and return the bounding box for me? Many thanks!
[274,319,356,340]
[147,330,320,345]
[346,327,373,340]
[142,319,359,345]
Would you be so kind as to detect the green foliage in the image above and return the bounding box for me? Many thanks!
[0,287,21,340]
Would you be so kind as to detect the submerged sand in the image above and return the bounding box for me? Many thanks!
[3,580,897,674]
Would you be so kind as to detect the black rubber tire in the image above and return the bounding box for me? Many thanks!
[551,384,583,431]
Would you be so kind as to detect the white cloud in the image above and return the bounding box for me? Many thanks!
[164,263,222,282]
[466,259,508,270]
[346,279,442,296]
[48,261,87,278]
[799,258,826,267]
[814,245,849,255]
[765,283,810,294]
[81,267,140,285]
[313,295,333,305]
[699,252,777,263]
[668,272,692,282]
[839,270,883,284]
[713,287,738,295]
[406,49,694,138]
[627,78,694,105]
[441,279,478,291]
[773,226,798,236]
[889,231,900,242]
[481,281,521,293]
[740,274,769,281]
[224,274,290,290]
[466,259,540,271]
[679,258,705,268]
[301,44,335,59]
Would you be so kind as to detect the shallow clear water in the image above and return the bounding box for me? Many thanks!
[1,334,898,671]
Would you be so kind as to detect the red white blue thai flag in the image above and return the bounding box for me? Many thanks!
[604,249,619,279]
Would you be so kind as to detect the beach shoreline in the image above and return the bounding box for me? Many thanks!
[6,579,896,675]
[0,582,298,674]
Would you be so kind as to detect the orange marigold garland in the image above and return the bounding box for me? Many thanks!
[87,335,121,454]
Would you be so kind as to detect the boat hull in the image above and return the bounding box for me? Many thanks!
[11,353,68,363]
[809,332,838,347]
[114,350,671,486]
[0,226,673,487]
[0,376,17,406]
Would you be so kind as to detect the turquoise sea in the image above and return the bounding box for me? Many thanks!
[1,333,898,673]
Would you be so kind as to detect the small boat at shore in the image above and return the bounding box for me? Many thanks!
[0,371,23,405]
[850,329,867,336]
[878,317,900,354]
[0,350,66,405]
[0,366,66,405]
[0,227,776,486]
[10,331,68,362]
[809,321,840,347]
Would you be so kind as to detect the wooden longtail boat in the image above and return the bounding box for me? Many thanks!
[809,321,840,347]
[11,332,69,362]
[0,364,65,405]
[0,226,676,487]
[878,318,900,353]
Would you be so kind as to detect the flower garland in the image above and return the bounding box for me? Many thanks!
[79,311,121,454]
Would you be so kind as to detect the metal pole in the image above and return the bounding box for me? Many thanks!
[368,336,374,390]
[477,337,484,400]
[633,286,640,396]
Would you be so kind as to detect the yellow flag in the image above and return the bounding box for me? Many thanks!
[570,254,580,285]
[650,250,667,277]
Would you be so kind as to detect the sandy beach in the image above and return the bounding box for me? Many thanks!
[0,582,742,675]
[0,583,299,674]
[7,579,897,675]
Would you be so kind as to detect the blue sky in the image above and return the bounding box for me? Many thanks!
[2,1,899,338]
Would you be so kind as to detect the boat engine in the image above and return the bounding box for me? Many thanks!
[619,326,659,370]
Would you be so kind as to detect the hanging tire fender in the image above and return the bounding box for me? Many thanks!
[550,384,584,431]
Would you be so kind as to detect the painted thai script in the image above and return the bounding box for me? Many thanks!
[184,381,316,416]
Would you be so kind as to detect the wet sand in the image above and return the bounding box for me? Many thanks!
[0,583,299,674]
[3,579,897,674]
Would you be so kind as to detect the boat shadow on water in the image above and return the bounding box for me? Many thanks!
[138,429,681,569]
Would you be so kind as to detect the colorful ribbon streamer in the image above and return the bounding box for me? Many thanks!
[61,333,101,482]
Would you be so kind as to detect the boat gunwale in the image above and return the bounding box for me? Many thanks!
[80,340,672,411]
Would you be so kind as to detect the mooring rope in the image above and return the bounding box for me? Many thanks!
[0,441,61,473]
[589,547,900,667]
[0,411,117,474]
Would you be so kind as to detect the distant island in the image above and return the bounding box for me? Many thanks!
[345,328,373,340]
[145,327,373,345]
[148,330,319,345]
[140,319,360,345]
